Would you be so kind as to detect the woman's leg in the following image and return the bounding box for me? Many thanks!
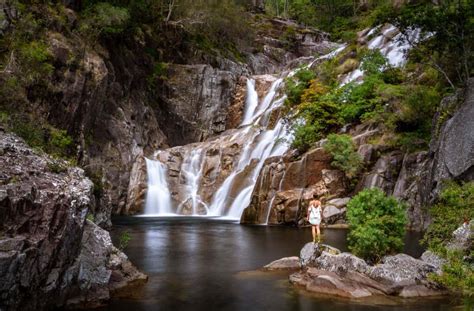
[311,226,316,242]
[316,225,321,242]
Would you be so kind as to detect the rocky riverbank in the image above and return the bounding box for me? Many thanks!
[0,131,146,310]
[263,221,474,300]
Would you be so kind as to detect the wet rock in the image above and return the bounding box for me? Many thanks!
[263,256,301,271]
[242,146,338,225]
[392,151,431,230]
[290,268,387,298]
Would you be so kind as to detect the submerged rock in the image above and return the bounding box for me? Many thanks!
[263,256,301,271]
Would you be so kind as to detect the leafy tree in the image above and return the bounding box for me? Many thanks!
[347,188,407,263]
[393,0,474,88]
[323,134,362,178]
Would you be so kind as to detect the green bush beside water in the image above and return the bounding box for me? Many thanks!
[347,188,406,263]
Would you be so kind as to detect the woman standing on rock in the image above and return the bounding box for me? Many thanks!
[307,199,323,243]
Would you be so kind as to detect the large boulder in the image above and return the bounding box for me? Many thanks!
[0,132,146,310]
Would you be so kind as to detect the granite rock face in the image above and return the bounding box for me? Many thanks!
[0,131,93,310]
[0,132,146,310]
[430,78,474,198]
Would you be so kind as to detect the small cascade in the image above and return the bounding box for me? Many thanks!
[241,79,259,125]
[144,158,173,215]
[177,148,209,215]
[342,25,422,85]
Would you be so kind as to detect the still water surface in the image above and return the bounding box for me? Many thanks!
[98,217,457,311]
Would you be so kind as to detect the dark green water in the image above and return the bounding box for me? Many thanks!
[97,217,457,311]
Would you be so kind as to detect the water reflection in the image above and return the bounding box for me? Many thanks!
[95,217,456,311]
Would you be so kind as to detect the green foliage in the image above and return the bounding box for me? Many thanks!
[80,2,130,40]
[347,188,407,262]
[86,213,95,222]
[323,134,362,178]
[118,230,131,250]
[430,249,474,299]
[1,113,74,159]
[422,182,474,300]
[265,0,396,40]
[85,169,105,199]
[360,49,387,76]
[49,128,74,157]
[17,41,54,83]
[423,182,474,253]
[285,67,316,106]
[393,0,474,87]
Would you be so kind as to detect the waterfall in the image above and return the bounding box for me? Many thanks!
[143,45,343,219]
[144,158,173,215]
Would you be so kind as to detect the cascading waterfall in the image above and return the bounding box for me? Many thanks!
[144,157,173,215]
[143,24,420,219]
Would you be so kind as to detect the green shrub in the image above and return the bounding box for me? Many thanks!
[118,230,131,250]
[17,41,54,83]
[423,181,474,253]
[347,188,407,262]
[49,128,74,157]
[430,249,474,299]
[323,134,362,178]
[80,3,130,40]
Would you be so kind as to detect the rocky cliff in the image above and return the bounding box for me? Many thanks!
[0,131,146,310]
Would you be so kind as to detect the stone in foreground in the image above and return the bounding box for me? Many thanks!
[288,242,448,299]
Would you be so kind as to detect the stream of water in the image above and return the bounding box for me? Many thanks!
[94,218,457,311]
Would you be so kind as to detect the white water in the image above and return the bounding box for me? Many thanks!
[144,45,344,219]
[176,148,209,215]
[144,157,173,215]
[342,25,422,85]
[241,79,259,125]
